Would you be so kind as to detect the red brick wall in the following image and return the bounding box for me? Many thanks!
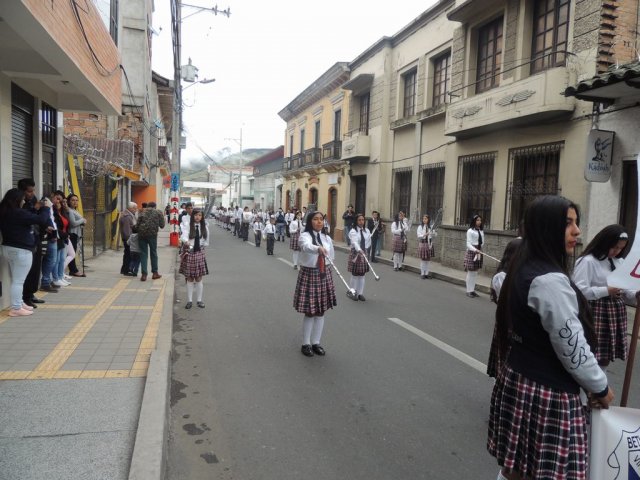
[23,0,121,111]
[599,0,640,72]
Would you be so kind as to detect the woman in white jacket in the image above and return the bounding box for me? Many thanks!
[179,209,210,309]
[293,211,337,357]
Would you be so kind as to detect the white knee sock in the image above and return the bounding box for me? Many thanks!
[349,275,357,291]
[302,316,313,345]
[292,251,299,266]
[186,281,194,302]
[393,253,400,268]
[311,316,325,345]
[424,261,430,275]
[195,281,204,302]
[466,271,477,293]
[356,276,365,295]
[420,260,428,275]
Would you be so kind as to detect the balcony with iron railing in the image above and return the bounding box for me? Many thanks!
[341,128,370,161]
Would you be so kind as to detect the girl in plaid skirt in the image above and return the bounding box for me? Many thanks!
[179,209,209,309]
[347,214,371,301]
[294,211,337,357]
[289,211,303,269]
[464,215,484,297]
[573,225,638,367]
[416,214,435,279]
[488,196,612,480]
[391,211,410,271]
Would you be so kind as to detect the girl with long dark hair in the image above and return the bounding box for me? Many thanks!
[0,188,51,316]
[488,196,612,480]
[464,214,483,297]
[573,224,637,368]
[346,213,371,301]
[179,209,209,309]
[416,214,434,279]
[289,210,303,269]
[294,211,337,357]
[391,211,409,271]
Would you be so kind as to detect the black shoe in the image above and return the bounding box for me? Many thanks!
[301,344,314,357]
[347,291,358,301]
[371,259,378,263]
[30,297,45,304]
[425,274,432,279]
[421,274,426,279]
[358,295,366,302]
[185,302,193,309]
[466,292,476,298]
[24,299,37,308]
[197,301,205,308]
[293,265,298,270]
[471,291,480,298]
[311,344,325,356]
[40,285,58,293]
[394,268,398,272]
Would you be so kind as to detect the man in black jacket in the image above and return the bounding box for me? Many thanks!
[342,204,355,246]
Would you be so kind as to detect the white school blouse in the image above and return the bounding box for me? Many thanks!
[180,224,210,247]
[391,219,410,236]
[262,224,276,235]
[466,228,484,252]
[298,231,334,267]
[252,221,263,233]
[416,225,434,242]
[348,227,371,252]
[289,219,303,234]
[573,255,637,304]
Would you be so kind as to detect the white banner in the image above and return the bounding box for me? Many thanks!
[608,155,640,291]
[591,407,640,479]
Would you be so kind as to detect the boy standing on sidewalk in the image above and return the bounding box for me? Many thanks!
[127,225,141,276]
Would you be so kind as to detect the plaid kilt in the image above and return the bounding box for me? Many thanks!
[179,248,209,278]
[392,235,407,253]
[418,241,433,260]
[347,249,369,276]
[289,232,300,251]
[293,266,337,316]
[463,249,483,271]
[590,297,628,363]
[488,365,588,480]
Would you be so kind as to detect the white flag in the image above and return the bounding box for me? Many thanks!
[608,155,640,291]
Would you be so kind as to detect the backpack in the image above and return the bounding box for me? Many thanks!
[276,212,285,223]
[137,211,157,238]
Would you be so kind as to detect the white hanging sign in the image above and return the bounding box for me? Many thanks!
[585,129,615,182]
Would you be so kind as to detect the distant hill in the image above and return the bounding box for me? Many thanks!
[180,148,272,194]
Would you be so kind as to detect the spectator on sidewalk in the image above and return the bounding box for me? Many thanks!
[51,191,71,288]
[40,191,60,293]
[367,211,384,263]
[119,202,137,275]
[18,178,48,306]
[136,201,165,281]
[0,188,51,316]
[179,202,193,234]
[127,225,141,276]
[341,204,355,246]
[66,193,86,277]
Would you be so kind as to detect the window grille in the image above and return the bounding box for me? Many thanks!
[456,153,495,228]
[504,142,562,230]
[420,163,445,216]
[531,0,570,73]
[393,168,412,216]
[359,93,370,135]
[432,53,451,107]
[476,17,503,93]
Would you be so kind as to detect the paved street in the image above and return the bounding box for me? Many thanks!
[166,226,505,479]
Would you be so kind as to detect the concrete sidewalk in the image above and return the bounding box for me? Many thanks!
[0,230,175,480]
[332,239,493,294]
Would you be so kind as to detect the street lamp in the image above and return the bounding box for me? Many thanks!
[182,77,216,91]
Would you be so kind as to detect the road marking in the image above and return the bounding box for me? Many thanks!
[247,241,255,246]
[388,317,487,374]
[27,279,130,379]
[278,258,294,267]
[132,280,166,377]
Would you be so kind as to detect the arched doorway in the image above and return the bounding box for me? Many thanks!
[295,189,302,210]
[327,187,337,238]
[308,187,318,210]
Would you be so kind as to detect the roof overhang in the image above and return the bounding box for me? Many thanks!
[341,74,375,96]
[564,62,640,105]
[0,1,121,114]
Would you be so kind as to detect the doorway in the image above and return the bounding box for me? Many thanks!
[328,187,337,239]
[353,175,366,215]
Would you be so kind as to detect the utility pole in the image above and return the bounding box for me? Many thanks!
[225,128,243,207]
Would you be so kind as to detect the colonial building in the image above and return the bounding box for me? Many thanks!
[0,0,121,306]
[248,146,284,212]
[278,62,351,238]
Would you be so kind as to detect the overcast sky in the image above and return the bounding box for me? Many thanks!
[151,0,438,163]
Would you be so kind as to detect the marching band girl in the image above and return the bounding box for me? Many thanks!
[416,214,435,279]
[347,214,371,301]
[391,211,410,271]
[573,224,637,368]
[262,216,277,255]
[289,210,303,269]
[294,211,337,357]
[488,195,612,480]
[464,214,484,297]
[179,209,209,309]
